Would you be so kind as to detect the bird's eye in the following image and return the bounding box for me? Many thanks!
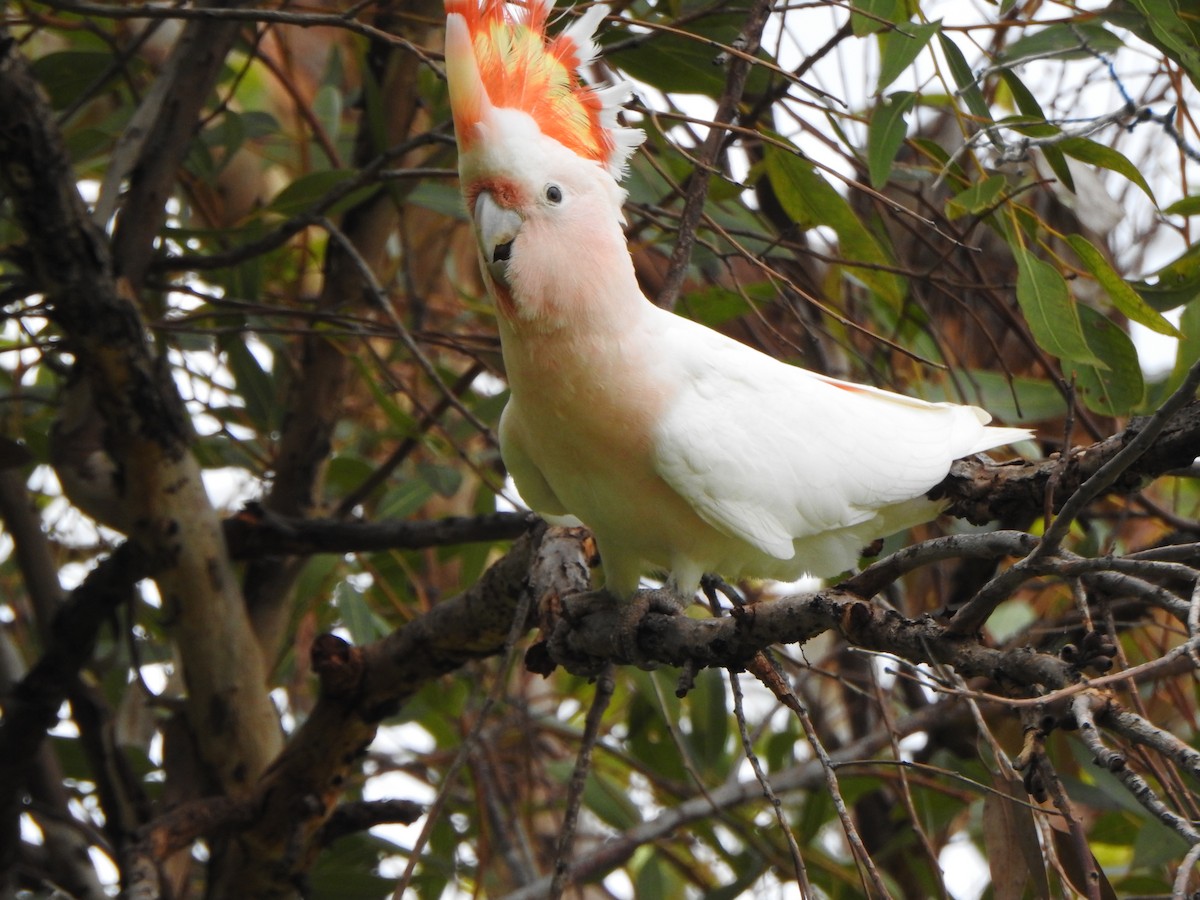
[544,184,563,204]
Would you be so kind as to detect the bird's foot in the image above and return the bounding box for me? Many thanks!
[614,588,685,670]
[544,588,685,675]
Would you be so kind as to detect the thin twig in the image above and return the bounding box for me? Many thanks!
[1036,751,1101,900]
[317,217,495,442]
[42,1,437,63]
[729,669,812,897]
[548,664,616,900]
[950,356,1200,635]
[657,0,774,309]
[390,569,537,899]
[1174,839,1200,897]
[1071,694,1200,845]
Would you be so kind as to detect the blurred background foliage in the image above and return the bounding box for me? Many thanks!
[2,0,1200,897]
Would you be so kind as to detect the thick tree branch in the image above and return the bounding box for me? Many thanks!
[106,0,257,290]
[935,399,1200,527]
[0,544,148,882]
[543,584,1080,692]
[0,28,280,799]
[213,522,572,897]
[246,1,447,658]
[224,507,536,558]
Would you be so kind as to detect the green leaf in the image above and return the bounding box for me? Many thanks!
[1013,247,1105,367]
[1131,243,1200,311]
[1072,306,1144,416]
[946,173,1007,219]
[679,283,755,326]
[351,355,416,435]
[334,581,388,645]
[1162,300,1200,398]
[378,479,435,519]
[867,91,916,188]
[267,169,374,217]
[685,668,729,772]
[1164,195,1200,217]
[308,834,399,900]
[1058,137,1156,204]
[998,22,1122,65]
[1067,235,1181,337]
[416,461,463,498]
[938,33,990,121]
[1123,0,1200,89]
[997,68,1046,119]
[312,84,343,145]
[764,145,906,307]
[608,16,772,98]
[849,0,906,36]
[583,771,642,831]
[1039,144,1075,195]
[877,21,940,92]
[222,337,277,431]
[31,51,118,109]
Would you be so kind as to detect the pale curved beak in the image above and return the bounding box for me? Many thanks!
[474,190,523,288]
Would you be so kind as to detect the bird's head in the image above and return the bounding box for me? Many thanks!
[444,0,644,323]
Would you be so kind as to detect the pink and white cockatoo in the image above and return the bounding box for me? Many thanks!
[444,0,1029,639]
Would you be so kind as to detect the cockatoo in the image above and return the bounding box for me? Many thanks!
[444,0,1029,638]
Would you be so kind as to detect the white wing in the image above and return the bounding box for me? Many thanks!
[650,311,1024,562]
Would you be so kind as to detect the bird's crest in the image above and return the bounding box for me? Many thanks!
[444,0,643,179]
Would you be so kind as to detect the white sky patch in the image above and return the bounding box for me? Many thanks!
[364,724,439,878]
[942,832,990,900]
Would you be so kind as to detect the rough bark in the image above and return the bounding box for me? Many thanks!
[0,17,280,812]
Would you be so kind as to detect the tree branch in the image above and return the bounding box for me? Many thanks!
[211,522,573,897]
[224,508,537,558]
[656,0,774,309]
[0,24,281,798]
[936,399,1200,528]
[0,544,148,881]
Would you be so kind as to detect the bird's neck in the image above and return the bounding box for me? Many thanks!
[496,255,658,400]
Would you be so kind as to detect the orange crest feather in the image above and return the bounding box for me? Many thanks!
[445,0,642,178]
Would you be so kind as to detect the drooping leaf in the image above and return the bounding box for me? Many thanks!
[1132,243,1200,311]
[1067,234,1181,337]
[997,22,1122,65]
[877,21,940,91]
[1072,305,1144,415]
[31,51,119,109]
[267,169,377,217]
[1058,136,1156,204]
[946,173,1007,218]
[950,371,1068,423]
[1013,247,1105,367]
[1161,300,1200,398]
[1121,0,1200,88]
[222,336,277,432]
[849,0,906,36]
[1164,195,1200,217]
[983,771,1050,900]
[997,68,1047,119]
[867,90,916,188]
[684,667,729,772]
[938,33,991,121]
[334,580,389,645]
[765,144,906,307]
[607,15,772,97]
[1050,827,1120,900]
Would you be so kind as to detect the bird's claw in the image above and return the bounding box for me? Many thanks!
[546,588,684,674]
[615,588,684,670]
